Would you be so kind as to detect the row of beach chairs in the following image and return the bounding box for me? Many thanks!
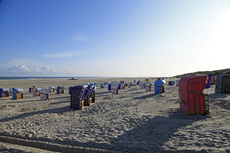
[1,75,229,117]
[0,88,24,100]
[0,86,64,100]
[138,78,166,94]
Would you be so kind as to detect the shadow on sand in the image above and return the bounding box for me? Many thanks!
[0,108,209,152]
[0,105,73,122]
[133,93,157,100]
[208,93,229,99]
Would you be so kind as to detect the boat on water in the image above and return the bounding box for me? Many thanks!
[69,77,78,80]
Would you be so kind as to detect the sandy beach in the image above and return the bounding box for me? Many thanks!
[0,78,230,153]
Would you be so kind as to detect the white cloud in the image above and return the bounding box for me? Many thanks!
[36,66,54,73]
[6,65,30,73]
[42,51,81,58]
[26,39,34,42]
[0,65,87,75]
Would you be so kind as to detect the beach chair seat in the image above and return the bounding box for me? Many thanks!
[0,88,10,98]
[33,88,41,97]
[40,89,49,101]
[57,86,64,94]
[12,88,23,100]
[179,75,209,115]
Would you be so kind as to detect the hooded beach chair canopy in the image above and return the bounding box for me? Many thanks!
[179,75,209,115]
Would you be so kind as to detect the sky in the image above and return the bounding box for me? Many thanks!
[0,0,229,77]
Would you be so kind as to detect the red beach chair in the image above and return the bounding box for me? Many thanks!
[179,76,209,115]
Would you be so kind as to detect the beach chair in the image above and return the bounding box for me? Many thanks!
[210,76,216,85]
[69,86,73,94]
[118,83,124,90]
[137,80,140,85]
[29,86,36,93]
[179,75,209,115]
[145,82,152,92]
[154,79,165,94]
[128,82,133,88]
[33,88,41,97]
[89,85,96,103]
[12,88,23,100]
[111,83,118,95]
[118,83,122,90]
[9,88,18,96]
[100,83,104,89]
[168,81,175,86]
[70,85,88,110]
[57,86,64,94]
[104,82,107,85]
[48,86,55,93]
[204,76,211,88]
[139,81,145,89]
[108,83,112,90]
[215,74,230,94]
[40,89,49,101]
[85,84,96,104]
[84,85,92,106]
[176,80,180,87]
[0,88,9,98]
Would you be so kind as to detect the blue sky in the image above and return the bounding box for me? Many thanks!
[0,0,229,77]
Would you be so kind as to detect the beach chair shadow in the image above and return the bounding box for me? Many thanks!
[133,93,157,100]
[104,108,209,152]
[132,91,145,95]
[208,93,229,99]
[50,96,69,99]
[0,105,74,122]
[49,101,70,105]
[95,91,111,95]
[8,99,39,103]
